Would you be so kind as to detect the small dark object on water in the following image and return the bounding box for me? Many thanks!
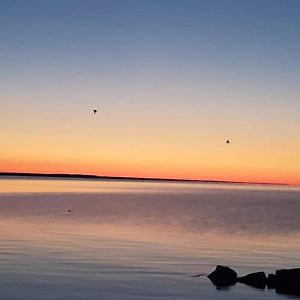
[191,273,206,278]
[67,209,71,212]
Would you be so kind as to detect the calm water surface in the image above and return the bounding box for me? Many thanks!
[0,177,300,300]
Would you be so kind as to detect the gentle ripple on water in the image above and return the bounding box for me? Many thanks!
[0,178,299,299]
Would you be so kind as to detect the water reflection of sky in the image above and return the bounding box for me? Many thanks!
[0,178,300,299]
[1,177,300,194]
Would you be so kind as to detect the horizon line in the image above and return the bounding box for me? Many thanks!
[0,171,296,187]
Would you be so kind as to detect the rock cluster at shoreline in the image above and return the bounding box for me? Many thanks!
[207,265,300,296]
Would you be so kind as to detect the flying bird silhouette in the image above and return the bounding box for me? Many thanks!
[226,139,230,144]
[93,109,98,114]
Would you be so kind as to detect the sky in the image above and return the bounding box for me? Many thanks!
[1,0,300,184]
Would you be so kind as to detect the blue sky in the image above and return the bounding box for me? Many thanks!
[1,0,300,183]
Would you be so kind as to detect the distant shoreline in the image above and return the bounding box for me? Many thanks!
[0,172,291,186]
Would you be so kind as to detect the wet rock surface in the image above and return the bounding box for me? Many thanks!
[207,265,237,287]
[267,274,276,289]
[237,271,267,289]
[275,268,300,296]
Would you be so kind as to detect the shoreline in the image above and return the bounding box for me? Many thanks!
[0,172,292,187]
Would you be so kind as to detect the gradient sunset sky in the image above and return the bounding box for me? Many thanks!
[1,0,300,184]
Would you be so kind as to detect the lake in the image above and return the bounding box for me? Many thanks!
[0,177,300,300]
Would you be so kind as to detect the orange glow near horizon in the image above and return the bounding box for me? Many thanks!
[1,65,300,186]
[1,156,300,185]
[1,1,300,187]
[2,74,300,186]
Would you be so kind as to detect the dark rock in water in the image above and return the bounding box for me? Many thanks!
[207,265,237,287]
[275,268,300,296]
[276,284,300,296]
[276,268,300,283]
[207,266,300,296]
[237,272,267,289]
[267,274,276,289]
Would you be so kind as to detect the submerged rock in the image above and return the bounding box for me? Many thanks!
[207,265,237,287]
[237,272,267,289]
